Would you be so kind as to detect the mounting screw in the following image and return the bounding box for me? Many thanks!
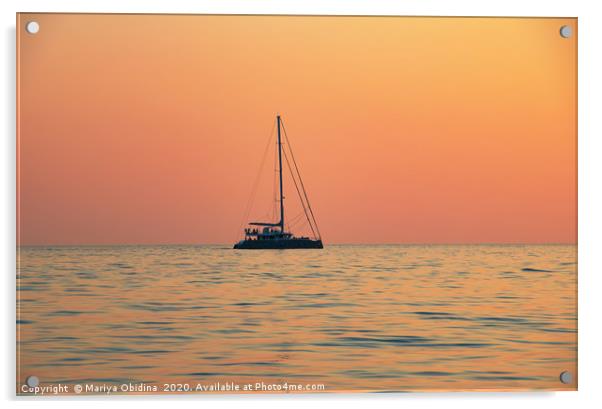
[26,21,40,34]
[26,375,39,387]
[559,371,572,384]
[559,25,572,39]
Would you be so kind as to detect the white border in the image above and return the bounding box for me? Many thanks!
[2,1,601,408]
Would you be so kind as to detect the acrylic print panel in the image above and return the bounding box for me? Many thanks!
[16,13,577,395]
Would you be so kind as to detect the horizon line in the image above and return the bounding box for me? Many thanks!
[16,242,578,247]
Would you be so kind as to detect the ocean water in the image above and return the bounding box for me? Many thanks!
[17,244,577,394]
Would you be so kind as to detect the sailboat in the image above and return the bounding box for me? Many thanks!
[234,115,324,249]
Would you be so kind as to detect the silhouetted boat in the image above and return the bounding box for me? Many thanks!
[234,115,323,250]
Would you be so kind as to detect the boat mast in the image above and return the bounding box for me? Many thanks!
[277,115,285,232]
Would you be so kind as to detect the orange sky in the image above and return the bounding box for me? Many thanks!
[17,14,577,245]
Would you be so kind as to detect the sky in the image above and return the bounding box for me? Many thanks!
[17,14,577,244]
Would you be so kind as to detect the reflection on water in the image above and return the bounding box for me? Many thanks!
[17,245,577,393]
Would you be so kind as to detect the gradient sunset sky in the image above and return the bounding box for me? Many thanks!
[17,14,577,245]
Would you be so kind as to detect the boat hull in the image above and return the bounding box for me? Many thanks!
[233,239,323,250]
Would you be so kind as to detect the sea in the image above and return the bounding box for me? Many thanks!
[17,244,577,394]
